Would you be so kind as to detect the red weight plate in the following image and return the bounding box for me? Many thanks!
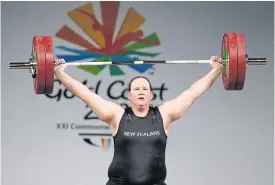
[43,36,54,94]
[221,33,238,90]
[32,36,46,94]
[235,32,246,90]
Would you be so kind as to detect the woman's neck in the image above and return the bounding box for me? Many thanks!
[130,104,150,117]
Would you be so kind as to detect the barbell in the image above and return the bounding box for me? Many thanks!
[9,32,267,94]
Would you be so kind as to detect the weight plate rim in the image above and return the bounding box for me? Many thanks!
[222,33,238,90]
[32,36,46,94]
[235,32,246,90]
[43,36,54,94]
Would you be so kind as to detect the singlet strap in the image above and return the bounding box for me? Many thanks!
[125,107,132,124]
[150,105,157,124]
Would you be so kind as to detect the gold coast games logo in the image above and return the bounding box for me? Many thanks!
[55,2,160,75]
[46,2,168,150]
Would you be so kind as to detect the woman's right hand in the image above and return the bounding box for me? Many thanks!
[54,58,67,72]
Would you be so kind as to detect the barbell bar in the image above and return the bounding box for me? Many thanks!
[9,32,267,94]
[10,57,266,68]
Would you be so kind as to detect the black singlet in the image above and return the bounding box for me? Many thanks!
[106,106,168,185]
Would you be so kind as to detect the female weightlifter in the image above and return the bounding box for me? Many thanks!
[54,56,223,185]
